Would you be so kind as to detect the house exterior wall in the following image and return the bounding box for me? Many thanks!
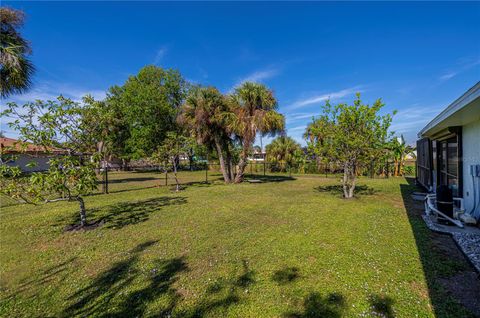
[5,154,51,172]
[462,119,480,218]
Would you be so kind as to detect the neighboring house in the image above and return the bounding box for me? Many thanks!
[0,137,67,172]
[248,150,266,162]
[416,82,480,219]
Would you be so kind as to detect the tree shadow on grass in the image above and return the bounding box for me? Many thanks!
[59,196,187,230]
[244,174,296,183]
[368,294,395,318]
[94,197,187,229]
[179,259,255,317]
[283,292,346,318]
[235,259,255,288]
[4,257,77,301]
[314,184,377,197]
[272,267,300,285]
[63,240,189,317]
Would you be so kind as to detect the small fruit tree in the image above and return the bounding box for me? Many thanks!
[306,94,393,198]
[1,97,99,227]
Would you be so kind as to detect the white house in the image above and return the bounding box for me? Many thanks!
[417,82,480,220]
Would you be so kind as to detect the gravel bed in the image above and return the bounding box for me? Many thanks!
[422,214,480,273]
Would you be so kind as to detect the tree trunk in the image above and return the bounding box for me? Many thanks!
[103,164,109,194]
[225,146,234,181]
[348,174,356,198]
[77,196,87,226]
[394,159,400,177]
[399,154,404,176]
[342,163,356,199]
[214,136,231,183]
[172,158,180,192]
[234,150,248,183]
[342,165,349,198]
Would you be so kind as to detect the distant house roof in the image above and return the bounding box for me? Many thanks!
[0,137,67,155]
[418,81,480,138]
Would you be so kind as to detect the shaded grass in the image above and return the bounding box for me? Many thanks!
[0,175,476,317]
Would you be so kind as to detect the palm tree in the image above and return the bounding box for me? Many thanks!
[0,7,35,98]
[390,135,416,176]
[178,86,234,183]
[229,82,285,183]
[266,136,301,172]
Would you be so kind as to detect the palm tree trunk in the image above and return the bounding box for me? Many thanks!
[234,156,247,183]
[214,136,231,183]
[234,144,250,183]
[225,146,234,181]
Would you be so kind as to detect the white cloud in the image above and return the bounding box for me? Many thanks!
[287,86,361,110]
[230,68,279,91]
[3,82,106,104]
[439,72,457,81]
[439,58,480,81]
[288,125,307,132]
[153,46,168,65]
[389,105,444,144]
[286,112,318,123]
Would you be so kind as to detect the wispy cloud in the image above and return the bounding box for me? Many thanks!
[439,58,480,81]
[287,86,362,110]
[439,72,457,81]
[3,82,106,104]
[153,46,168,65]
[389,105,444,144]
[286,112,319,123]
[288,125,307,132]
[231,68,280,91]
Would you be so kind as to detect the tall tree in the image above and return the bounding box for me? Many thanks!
[0,7,34,98]
[266,136,301,172]
[178,86,234,183]
[229,82,284,183]
[306,94,393,198]
[106,66,188,158]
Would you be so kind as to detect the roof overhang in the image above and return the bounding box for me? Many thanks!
[418,82,480,139]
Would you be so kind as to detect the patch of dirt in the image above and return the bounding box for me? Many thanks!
[431,233,468,261]
[64,220,104,232]
[438,271,480,317]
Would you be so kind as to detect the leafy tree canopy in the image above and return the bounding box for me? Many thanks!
[306,93,393,198]
[106,66,188,159]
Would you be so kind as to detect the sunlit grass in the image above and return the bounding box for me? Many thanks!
[0,174,473,317]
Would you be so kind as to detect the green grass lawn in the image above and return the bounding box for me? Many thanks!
[0,173,474,317]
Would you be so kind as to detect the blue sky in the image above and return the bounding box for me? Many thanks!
[2,1,480,146]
